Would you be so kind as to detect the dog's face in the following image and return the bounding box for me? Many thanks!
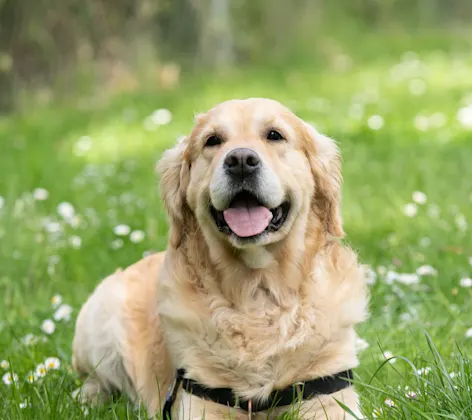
[158,98,343,254]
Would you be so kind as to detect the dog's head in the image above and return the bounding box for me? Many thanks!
[158,98,343,260]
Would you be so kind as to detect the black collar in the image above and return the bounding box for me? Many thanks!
[162,368,353,419]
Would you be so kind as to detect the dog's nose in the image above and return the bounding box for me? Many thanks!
[224,148,261,177]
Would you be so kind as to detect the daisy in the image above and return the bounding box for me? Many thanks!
[416,265,437,276]
[57,202,75,221]
[396,273,420,285]
[22,333,38,346]
[51,294,62,308]
[19,400,29,409]
[35,363,47,378]
[0,360,9,370]
[367,115,384,130]
[25,371,36,383]
[406,390,417,399]
[33,188,49,201]
[151,108,172,126]
[41,319,55,335]
[403,203,418,217]
[53,304,73,322]
[416,367,431,376]
[69,235,82,249]
[457,105,472,129]
[130,230,145,244]
[383,350,396,364]
[44,357,60,370]
[113,224,131,236]
[356,337,369,351]
[460,278,472,288]
[384,398,396,407]
[465,328,472,338]
[412,191,427,205]
[2,372,18,386]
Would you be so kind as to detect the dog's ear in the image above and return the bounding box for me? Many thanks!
[156,136,191,247]
[303,123,344,238]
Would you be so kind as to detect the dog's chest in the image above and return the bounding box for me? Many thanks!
[172,289,322,385]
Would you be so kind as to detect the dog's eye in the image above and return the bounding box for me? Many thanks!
[205,135,222,147]
[267,130,284,141]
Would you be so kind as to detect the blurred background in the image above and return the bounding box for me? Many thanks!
[1,0,472,111]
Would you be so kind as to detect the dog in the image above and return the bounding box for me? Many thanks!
[72,98,369,419]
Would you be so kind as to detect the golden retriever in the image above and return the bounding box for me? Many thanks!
[72,98,369,419]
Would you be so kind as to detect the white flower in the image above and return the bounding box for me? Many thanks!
[51,294,62,308]
[44,221,61,234]
[113,224,131,236]
[460,278,472,288]
[383,350,396,364]
[57,202,75,221]
[457,105,472,129]
[44,357,60,370]
[19,400,29,409]
[22,333,38,346]
[130,230,145,243]
[0,196,4,210]
[356,337,370,351]
[33,188,49,201]
[384,398,396,407]
[0,360,9,370]
[412,191,427,205]
[465,328,472,338]
[365,266,377,285]
[377,265,387,276]
[25,372,36,383]
[449,372,457,378]
[151,108,172,126]
[367,115,384,130]
[406,390,417,399]
[403,203,418,217]
[74,136,93,156]
[416,367,431,375]
[409,78,427,96]
[396,273,420,285]
[385,270,398,284]
[41,319,55,335]
[2,372,18,385]
[416,265,437,276]
[35,363,47,378]
[372,409,383,418]
[53,304,73,322]
[69,235,82,249]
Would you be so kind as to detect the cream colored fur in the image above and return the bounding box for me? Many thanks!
[72,98,369,419]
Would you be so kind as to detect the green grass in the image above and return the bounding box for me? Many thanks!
[1,33,472,419]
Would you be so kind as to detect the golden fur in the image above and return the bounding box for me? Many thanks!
[72,98,369,419]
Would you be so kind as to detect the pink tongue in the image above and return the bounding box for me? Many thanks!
[223,202,273,238]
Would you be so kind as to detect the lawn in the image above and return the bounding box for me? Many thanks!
[1,32,472,419]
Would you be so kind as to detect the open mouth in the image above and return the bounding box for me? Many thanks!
[210,191,290,239]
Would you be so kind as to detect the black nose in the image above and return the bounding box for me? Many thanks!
[224,148,261,177]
